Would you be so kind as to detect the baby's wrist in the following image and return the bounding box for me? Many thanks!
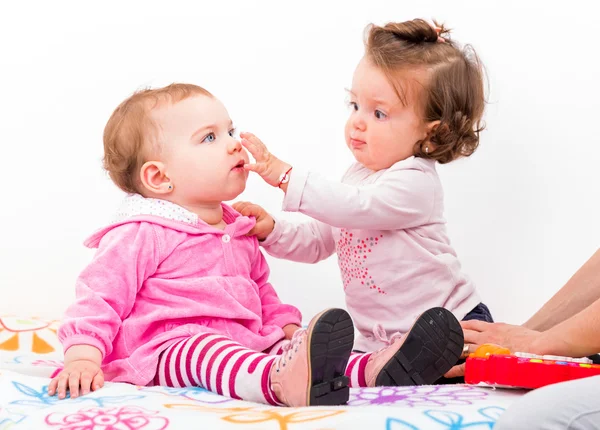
[257,218,275,242]
[64,345,102,366]
[277,166,292,192]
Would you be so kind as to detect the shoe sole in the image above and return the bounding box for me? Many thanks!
[375,307,464,386]
[306,308,354,406]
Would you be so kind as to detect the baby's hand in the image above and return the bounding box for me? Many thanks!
[241,132,292,188]
[48,359,104,399]
[283,324,302,340]
[232,201,275,241]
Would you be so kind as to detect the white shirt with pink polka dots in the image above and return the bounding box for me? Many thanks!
[261,156,481,352]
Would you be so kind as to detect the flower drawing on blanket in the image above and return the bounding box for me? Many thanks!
[0,317,60,354]
[0,407,28,429]
[4,356,62,366]
[138,385,234,404]
[164,404,344,430]
[44,406,169,430]
[9,382,145,408]
[30,359,64,368]
[349,385,488,407]
[386,406,505,430]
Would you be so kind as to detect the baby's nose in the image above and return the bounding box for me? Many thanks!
[229,138,242,153]
[353,114,366,130]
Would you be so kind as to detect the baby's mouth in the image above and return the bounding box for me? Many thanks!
[350,138,366,148]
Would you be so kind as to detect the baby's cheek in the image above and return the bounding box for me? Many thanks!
[344,128,353,149]
[344,118,352,137]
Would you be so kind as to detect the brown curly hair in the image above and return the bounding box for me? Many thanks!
[365,19,485,163]
[102,83,212,194]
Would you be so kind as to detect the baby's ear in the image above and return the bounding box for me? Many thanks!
[426,120,441,136]
[139,161,172,194]
[424,119,441,149]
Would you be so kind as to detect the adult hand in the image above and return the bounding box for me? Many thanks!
[461,320,543,354]
[443,321,544,379]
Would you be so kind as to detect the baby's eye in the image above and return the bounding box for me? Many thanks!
[348,101,359,111]
[228,128,237,137]
[202,133,216,143]
[375,110,387,120]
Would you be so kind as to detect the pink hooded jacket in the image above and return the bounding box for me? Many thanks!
[58,195,302,386]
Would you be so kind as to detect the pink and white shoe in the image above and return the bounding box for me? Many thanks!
[365,307,464,386]
[270,308,354,407]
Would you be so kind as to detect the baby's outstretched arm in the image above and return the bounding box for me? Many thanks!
[48,345,103,399]
[233,200,335,263]
[242,132,435,231]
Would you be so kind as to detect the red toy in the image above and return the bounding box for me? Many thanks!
[464,344,600,389]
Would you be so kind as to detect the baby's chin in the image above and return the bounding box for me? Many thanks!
[348,145,369,164]
[349,150,385,171]
[222,181,247,202]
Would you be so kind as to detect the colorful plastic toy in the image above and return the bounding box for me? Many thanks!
[464,344,600,389]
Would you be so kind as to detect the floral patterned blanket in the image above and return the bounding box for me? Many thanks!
[0,316,525,429]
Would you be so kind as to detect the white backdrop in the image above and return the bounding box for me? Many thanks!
[0,0,598,325]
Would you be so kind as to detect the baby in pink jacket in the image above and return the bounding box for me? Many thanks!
[49,83,464,406]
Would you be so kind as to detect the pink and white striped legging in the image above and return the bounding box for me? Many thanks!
[153,333,371,405]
